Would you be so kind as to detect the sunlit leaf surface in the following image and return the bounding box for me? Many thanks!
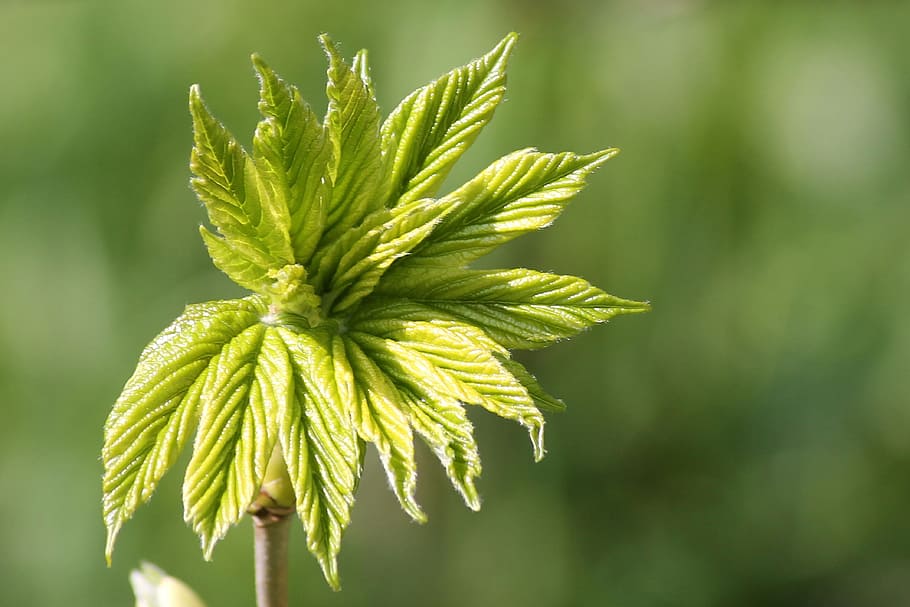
[102,32,648,589]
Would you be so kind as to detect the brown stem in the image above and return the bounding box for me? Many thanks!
[253,511,292,607]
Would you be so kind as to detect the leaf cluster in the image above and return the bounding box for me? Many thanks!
[102,33,648,589]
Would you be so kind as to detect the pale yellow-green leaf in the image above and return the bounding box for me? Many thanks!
[342,337,424,522]
[252,55,331,265]
[182,324,289,558]
[319,35,384,245]
[324,198,455,314]
[276,327,361,590]
[497,355,566,413]
[405,148,618,266]
[381,33,516,207]
[189,85,293,269]
[354,318,545,460]
[199,226,271,292]
[349,331,482,509]
[102,297,265,562]
[371,266,650,349]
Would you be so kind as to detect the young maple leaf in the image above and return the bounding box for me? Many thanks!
[102,33,649,590]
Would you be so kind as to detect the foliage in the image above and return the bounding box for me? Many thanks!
[101,32,647,589]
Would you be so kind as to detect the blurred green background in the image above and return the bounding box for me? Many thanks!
[2,0,909,605]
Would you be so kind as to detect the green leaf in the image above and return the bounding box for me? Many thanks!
[354,318,545,460]
[352,49,377,102]
[189,85,294,271]
[349,331,475,404]
[405,148,618,267]
[183,323,288,557]
[401,327,541,445]
[199,226,271,292]
[104,35,649,588]
[103,297,265,561]
[349,331,482,509]
[313,197,454,315]
[319,35,384,246]
[276,327,361,590]
[497,355,566,413]
[381,33,516,208]
[403,390,482,510]
[342,337,424,522]
[252,55,331,265]
[368,267,650,350]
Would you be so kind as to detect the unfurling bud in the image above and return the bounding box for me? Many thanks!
[249,445,296,520]
[130,562,207,607]
[265,264,323,327]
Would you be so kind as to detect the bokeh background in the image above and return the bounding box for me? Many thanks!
[2,0,909,605]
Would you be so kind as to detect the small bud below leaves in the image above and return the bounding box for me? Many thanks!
[130,562,207,607]
[249,445,296,515]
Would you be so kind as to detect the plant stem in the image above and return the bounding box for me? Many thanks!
[253,511,291,607]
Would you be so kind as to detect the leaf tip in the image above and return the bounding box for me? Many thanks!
[595,295,651,324]
[201,537,217,562]
[188,84,210,125]
[198,224,225,256]
[352,48,369,68]
[318,32,339,57]
[462,481,482,512]
[250,52,275,86]
[622,297,652,313]
[586,147,621,169]
[488,32,519,71]
[546,398,567,413]
[529,419,546,462]
[321,557,342,591]
[188,83,202,107]
[403,498,428,524]
[500,31,520,54]
[104,524,120,567]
